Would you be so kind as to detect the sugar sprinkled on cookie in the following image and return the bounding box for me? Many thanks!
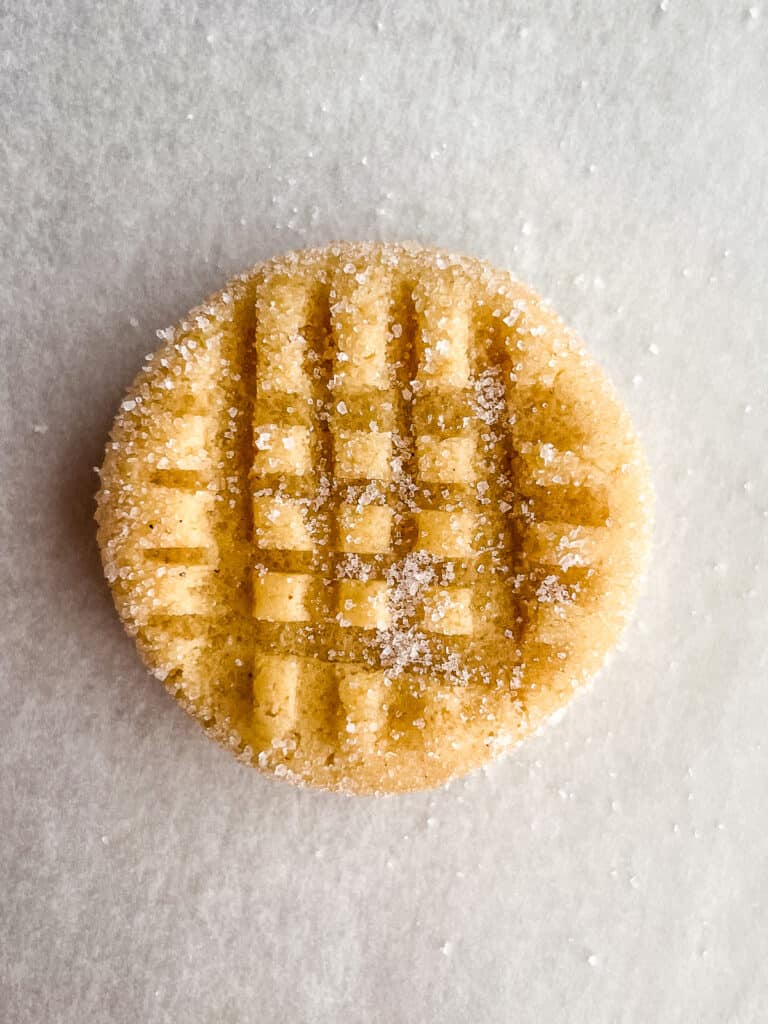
[96,242,652,794]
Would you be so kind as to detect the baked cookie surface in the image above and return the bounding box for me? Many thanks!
[96,242,652,794]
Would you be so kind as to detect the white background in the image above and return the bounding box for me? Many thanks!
[2,2,767,1021]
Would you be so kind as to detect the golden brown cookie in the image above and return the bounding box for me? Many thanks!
[96,242,652,794]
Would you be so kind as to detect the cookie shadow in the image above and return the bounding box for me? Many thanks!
[55,395,120,611]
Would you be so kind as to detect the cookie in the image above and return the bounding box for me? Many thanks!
[96,242,652,794]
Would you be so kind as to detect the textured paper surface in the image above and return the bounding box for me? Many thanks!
[2,2,767,1021]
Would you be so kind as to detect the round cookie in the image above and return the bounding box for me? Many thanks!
[96,242,652,794]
